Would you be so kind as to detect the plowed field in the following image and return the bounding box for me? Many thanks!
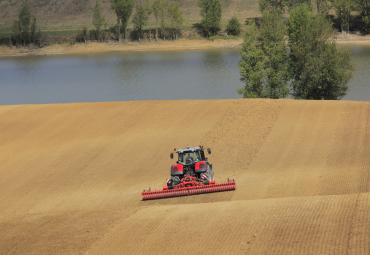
[0,99,369,254]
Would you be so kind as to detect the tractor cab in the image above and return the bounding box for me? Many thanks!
[168,146,213,185]
[170,146,210,165]
[178,149,203,165]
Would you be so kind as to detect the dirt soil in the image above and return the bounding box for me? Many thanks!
[0,99,369,254]
[0,39,243,58]
[1,33,370,58]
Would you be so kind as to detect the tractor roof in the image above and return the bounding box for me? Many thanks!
[176,146,203,153]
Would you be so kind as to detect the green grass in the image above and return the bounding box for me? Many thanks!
[0,26,81,40]
[0,27,12,37]
[209,35,242,40]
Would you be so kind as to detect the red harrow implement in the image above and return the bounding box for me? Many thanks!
[142,175,235,200]
[141,146,236,201]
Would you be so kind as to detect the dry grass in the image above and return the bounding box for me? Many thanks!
[0,0,259,32]
[0,39,242,57]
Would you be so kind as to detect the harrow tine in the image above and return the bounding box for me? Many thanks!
[142,180,236,201]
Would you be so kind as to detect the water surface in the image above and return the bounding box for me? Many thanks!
[345,45,370,101]
[0,45,369,104]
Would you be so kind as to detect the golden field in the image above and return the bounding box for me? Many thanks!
[0,99,369,254]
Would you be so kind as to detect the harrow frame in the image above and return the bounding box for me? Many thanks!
[142,176,236,200]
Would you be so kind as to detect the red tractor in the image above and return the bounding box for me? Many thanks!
[142,146,236,200]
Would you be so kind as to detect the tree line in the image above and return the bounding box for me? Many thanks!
[93,0,240,41]
[10,1,42,46]
[76,0,185,42]
[258,0,370,34]
[239,1,353,100]
[9,0,243,46]
[320,0,370,34]
[6,0,370,46]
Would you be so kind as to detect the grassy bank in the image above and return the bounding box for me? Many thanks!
[1,33,370,58]
[0,38,243,58]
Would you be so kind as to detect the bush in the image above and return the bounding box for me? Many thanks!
[199,0,222,37]
[75,27,88,43]
[226,17,241,36]
[288,4,352,99]
[12,1,42,46]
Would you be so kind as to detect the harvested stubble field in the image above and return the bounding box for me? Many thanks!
[0,99,369,254]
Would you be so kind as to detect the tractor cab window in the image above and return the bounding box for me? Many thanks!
[200,150,205,160]
[178,151,201,164]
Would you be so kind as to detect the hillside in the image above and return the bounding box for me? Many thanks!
[0,0,259,32]
[0,99,369,254]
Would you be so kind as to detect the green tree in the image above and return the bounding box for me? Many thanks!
[167,2,183,39]
[331,0,354,33]
[239,25,266,98]
[355,0,370,33]
[151,0,183,40]
[199,0,222,37]
[152,0,166,39]
[239,10,289,98]
[288,4,352,99]
[226,17,241,36]
[76,27,88,43]
[92,0,106,41]
[12,0,40,46]
[314,0,330,14]
[111,0,134,41]
[18,1,31,44]
[261,10,289,98]
[132,3,149,40]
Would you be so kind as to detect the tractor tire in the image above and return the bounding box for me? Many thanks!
[167,176,180,189]
[207,165,214,181]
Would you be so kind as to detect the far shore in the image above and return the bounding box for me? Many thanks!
[0,39,243,58]
[335,33,370,45]
[0,34,370,58]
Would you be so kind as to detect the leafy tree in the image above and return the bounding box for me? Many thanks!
[239,10,289,98]
[331,0,354,33]
[12,0,40,46]
[355,0,370,33]
[18,1,31,44]
[151,0,183,40]
[111,0,134,41]
[288,4,352,99]
[30,16,39,43]
[76,27,88,43]
[239,25,266,98]
[167,2,183,39]
[92,0,106,41]
[261,10,289,98]
[199,0,222,37]
[226,17,241,36]
[132,3,149,40]
[314,0,330,14]
[152,0,166,39]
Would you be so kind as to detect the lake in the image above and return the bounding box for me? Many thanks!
[0,45,369,104]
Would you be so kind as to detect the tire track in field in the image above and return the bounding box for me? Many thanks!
[0,100,370,254]
[86,193,370,255]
